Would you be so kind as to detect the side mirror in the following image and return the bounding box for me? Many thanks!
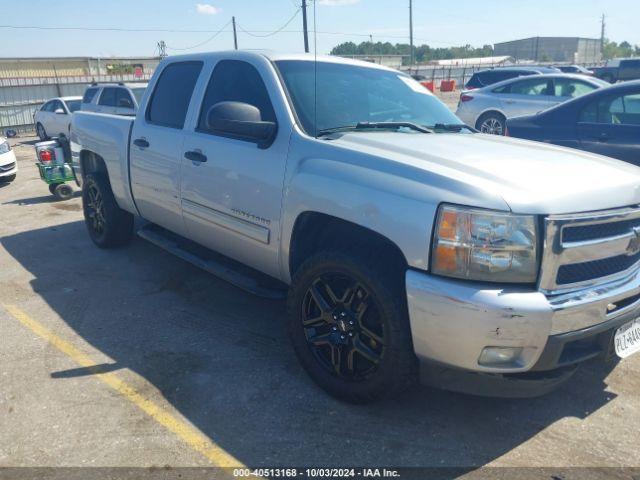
[118,98,133,108]
[205,101,277,149]
[54,108,66,115]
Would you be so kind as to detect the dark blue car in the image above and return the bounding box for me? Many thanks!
[506,80,640,165]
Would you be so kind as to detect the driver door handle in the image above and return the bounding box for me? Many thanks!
[133,138,149,148]
[185,150,207,163]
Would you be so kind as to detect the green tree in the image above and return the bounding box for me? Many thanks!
[330,41,494,65]
[602,39,640,59]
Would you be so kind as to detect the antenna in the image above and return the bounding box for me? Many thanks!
[313,0,318,138]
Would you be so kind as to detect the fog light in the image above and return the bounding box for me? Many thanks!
[478,347,524,367]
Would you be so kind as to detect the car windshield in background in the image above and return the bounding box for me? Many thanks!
[275,60,463,136]
[66,100,81,112]
[131,87,146,105]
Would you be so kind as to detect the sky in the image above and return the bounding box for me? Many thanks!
[2,0,639,58]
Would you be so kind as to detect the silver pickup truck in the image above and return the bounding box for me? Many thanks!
[71,51,640,403]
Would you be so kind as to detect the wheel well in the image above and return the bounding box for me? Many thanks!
[475,110,506,129]
[79,150,108,180]
[289,212,408,278]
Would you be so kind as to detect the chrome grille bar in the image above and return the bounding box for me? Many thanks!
[539,206,640,295]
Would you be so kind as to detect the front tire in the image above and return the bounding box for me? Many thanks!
[287,251,417,403]
[82,173,133,248]
[476,112,506,135]
[36,123,48,141]
[0,174,16,183]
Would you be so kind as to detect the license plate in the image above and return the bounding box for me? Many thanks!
[614,318,640,358]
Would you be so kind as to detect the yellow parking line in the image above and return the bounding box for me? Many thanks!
[2,303,244,468]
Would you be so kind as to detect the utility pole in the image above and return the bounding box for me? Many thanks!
[157,40,167,58]
[409,0,414,68]
[600,13,606,57]
[302,0,310,53]
[232,16,238,50]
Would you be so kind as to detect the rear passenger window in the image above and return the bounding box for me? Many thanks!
[147,61,203,129]
[83,87,98,103]
[115,88,134,108]
[197,60,276,131]
[99,88,118,106]
[509,78,552,96]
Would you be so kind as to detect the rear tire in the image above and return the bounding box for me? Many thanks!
[287,250,417,403]
[82,173,133,248]
[476,112,506,135]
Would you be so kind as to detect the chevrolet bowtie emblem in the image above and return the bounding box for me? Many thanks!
[626,226,640,256]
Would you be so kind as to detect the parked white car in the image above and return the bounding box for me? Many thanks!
[34,96,82,140]
[80,83,147,116]
[0,137,17,183]
[456,74,609,135]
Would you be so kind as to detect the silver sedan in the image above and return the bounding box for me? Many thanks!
[455,74,609,135]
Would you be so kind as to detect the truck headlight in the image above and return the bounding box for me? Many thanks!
[431,204,538,283]
[0,141,10,154]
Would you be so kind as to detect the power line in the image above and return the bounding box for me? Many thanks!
[0,23,458,46]
[237,8,301,38]
[165,19,232,51]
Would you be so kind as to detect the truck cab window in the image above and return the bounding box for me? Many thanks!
[197,59,276,132]
[146,61,203,129]
[99,88,118,106]
[83,87,98,103]
[115,88,134,108]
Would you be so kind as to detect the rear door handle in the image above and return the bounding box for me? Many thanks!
[133,138,149,148]
[597,133,609,143]
[185,150,207,163]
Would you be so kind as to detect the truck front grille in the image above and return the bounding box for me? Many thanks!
[0,162,15,172]
[562,218,640,243]
[539,206,640,294]
[556,251,640,285]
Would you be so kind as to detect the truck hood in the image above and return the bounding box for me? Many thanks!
[330,132,640,214]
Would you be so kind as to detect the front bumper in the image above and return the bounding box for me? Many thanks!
[406,268,640,375]
[0,150,17,177]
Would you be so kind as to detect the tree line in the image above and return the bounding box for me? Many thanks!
[330,41,493,64]
[330,39,639,64]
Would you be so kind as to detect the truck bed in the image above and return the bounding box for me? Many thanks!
[71,111,137,214]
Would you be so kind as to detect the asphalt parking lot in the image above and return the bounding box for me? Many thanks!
[1,136,640,474]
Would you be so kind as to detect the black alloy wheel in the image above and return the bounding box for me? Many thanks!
[301,273,385,381]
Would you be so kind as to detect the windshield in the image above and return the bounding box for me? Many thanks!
[66,99,81,112]
[275,60,463,136]
[131,87,146,105]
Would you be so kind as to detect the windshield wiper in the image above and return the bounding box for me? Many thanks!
[317,121,433,137]
[355,121,434,133]
[427,123,475,132]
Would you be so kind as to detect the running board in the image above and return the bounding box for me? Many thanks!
[137,223,287,300]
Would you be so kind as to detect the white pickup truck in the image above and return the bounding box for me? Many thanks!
[71,51,640,403]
